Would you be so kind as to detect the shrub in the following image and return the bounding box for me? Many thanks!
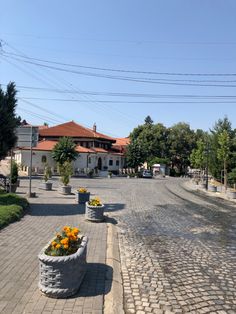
[11,162,18,184]
[43,164,52,182]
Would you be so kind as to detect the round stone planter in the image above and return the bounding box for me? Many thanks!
[85,202,105,222]
[227,190,236,199]
[60,185,72,195]
[40,182,53,191]
[208,185,217,192]
[76,192,90,204]
[38,236,88,298]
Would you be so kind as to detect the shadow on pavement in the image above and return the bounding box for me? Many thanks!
[70,263,112,298]
[104,203,125,212]
[29,203,85,216]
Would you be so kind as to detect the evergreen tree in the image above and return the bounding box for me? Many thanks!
[0,82,21,160]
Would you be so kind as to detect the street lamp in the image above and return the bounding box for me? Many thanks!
[205,142,210,191]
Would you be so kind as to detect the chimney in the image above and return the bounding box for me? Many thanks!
[93,123,97,132]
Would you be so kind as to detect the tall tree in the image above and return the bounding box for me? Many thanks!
[144,115,154,126]
[167,122,195,174]
[190,139,206,171]
[0,82,21,160]
[125,139,145,171]
[217,130,230,190]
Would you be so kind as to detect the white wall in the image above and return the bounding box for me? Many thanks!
[14,150,126,174]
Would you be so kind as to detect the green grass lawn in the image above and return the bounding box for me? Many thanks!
[0,191,28,229]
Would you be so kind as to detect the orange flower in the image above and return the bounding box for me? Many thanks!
[56,244,61,249]
[52,241,57,247]
[73,228,79,235]
[64,244,69,249]
[60,238,69,245]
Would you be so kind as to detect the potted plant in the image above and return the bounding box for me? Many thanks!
[38,226,88,298]
[9,162,18,193]
[51,137,78,195]
[85,197,105,222]
[108,171,112,178]
[40,164,53,190]
[59,161,73,195]
[76,187,90,204]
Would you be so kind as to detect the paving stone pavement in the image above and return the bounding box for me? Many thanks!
[72,176,235,314]
[1,176,236,314]
[0,178,108,314]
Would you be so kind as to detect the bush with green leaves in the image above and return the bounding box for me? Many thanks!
[43,164,52,182]
[59,161,72,186]
[11,162,18,184]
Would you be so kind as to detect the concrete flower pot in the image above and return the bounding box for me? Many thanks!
[208,185,217,192]
[38,236,88,298]
[60,185,72,195]
[40,182,53,191]
[227,190,236,199]
[77,192,90,204]
[85,202,105,222]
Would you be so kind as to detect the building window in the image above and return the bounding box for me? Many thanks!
[109,160,113,166]
[42,155,47,163]
[116,160,120,166]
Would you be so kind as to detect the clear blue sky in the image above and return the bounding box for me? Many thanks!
[1,0,236,137]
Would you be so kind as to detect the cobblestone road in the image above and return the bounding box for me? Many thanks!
[92,177,236,314]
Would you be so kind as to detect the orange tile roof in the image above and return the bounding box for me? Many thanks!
[39,121,115,141]
[21,140,58,151]
[114,137,130,146]
[75,145,95,153]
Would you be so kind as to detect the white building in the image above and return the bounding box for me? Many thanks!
[14,121,127,175]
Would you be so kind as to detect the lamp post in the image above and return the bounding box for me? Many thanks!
[205,142,210,191]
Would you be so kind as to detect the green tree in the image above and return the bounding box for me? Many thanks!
[0,82,21,160]
[217,130,230,190]
[190,139,206,170]
[144,115,154,126]
[167,123,195,174]
[51,137,78,165]
[125,139,145,171]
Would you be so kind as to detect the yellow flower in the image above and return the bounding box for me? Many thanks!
[64,244,69,249]
[56,244,61,249]
[52,241,57,247]
[78,187,88,193]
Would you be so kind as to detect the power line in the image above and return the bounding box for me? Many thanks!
[20,97,236,104]
[2,49,236,77]
[4,54,236,87]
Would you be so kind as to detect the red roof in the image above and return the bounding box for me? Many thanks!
[21,140,58,151]
[39,121,115,141]
[114,137,130,146]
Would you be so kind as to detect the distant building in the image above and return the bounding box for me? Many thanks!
[14,121,128,175]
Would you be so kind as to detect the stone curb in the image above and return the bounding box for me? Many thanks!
[183,180,236,205]
[104,218,124,314]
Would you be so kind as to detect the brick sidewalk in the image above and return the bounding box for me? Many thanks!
[0,179,107,314]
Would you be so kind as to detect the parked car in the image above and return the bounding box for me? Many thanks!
[142,170,152,178]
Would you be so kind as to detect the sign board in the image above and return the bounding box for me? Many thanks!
[15,126,39,148]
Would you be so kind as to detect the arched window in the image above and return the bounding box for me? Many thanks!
[41,155,47,163]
